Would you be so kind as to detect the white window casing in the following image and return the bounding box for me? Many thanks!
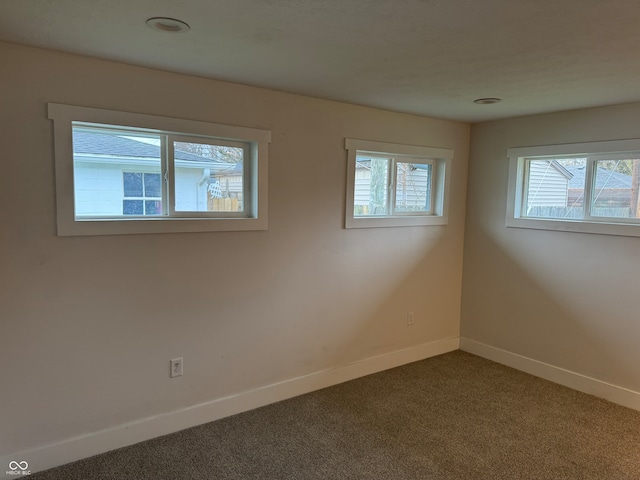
[48,103,270,236]
[345,138,453,229]
[506,139,640,237]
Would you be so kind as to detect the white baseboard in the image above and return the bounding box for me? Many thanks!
[3,337,459,474]
[460,337,640,412]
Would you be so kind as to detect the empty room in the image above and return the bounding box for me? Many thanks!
[1,1,639,478]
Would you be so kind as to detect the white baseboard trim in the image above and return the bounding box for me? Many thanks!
[3,337,459,474]
[460,337,640,412]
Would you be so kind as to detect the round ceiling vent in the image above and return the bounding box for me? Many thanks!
[146,17,190,33]
[473,98,502,105]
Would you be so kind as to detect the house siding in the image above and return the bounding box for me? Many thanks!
[354,164,431,210]
[526,160,569,208]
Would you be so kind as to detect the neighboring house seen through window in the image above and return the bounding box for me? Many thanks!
[72,126,245,218]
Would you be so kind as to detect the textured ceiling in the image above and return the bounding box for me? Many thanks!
[2,0,640,122]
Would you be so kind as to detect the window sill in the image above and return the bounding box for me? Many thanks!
[59,216,267,237]
[346,215,448,229]
[505,217,640,237]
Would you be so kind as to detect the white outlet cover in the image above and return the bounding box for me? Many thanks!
[170,357,183,378]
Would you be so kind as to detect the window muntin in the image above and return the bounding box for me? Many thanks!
[49,103,270,236]
[506,140,640,237]
[345,139,452,229]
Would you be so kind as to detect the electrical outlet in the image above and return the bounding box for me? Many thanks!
[407,312,415,326]
[170,357,183,378]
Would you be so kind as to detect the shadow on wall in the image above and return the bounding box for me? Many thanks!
[237,223,462,386]
[461,225,640,392]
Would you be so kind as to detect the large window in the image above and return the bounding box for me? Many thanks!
[345,139,452,228]
[49,104,270,236]
[507,139,640,237]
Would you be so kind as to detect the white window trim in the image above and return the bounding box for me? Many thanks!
[345,138,453,229]
[506,139,640,237]
[48,103,270,236]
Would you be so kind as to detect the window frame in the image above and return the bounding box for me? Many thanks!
[506,139,640,237]
[392,158,436,216]
[167,133,250,218]
[345,138,452,229]
[48,103,270,236]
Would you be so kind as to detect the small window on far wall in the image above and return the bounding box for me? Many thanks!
[506,139,640,237]
[48,103,270,236]
[345,139,452,228]
[123,172,163,216]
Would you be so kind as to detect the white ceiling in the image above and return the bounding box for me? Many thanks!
[2,0,640,122]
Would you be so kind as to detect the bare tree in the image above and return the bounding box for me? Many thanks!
[174,142,243,164]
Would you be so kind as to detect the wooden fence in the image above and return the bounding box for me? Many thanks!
[526,206,631,219]
[208,197,239,212]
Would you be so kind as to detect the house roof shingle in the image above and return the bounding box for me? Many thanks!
[565,165,632,189]
[72,130,223,163]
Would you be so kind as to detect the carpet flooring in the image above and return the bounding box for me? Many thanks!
[31,351,640,479]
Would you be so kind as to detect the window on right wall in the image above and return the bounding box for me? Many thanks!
[506,139,640,237]
[345,139,453,228]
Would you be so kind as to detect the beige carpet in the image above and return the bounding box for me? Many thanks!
[31,351,640,479]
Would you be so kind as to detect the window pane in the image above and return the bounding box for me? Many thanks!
[123,200,143,215]
[123,172,143,197]
[395,162,432,213]
[144,173,162,198]
[592,158,640,219]
[144,200,162,216]
[73,127,162,217]
[354,156,389,216]
[524,158,586,219]
[173,141,244,212]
